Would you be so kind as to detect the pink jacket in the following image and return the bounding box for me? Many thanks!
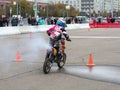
[47,25,62,38]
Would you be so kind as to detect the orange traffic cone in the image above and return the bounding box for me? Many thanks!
[15,51,22,62]
[87,53,95,67]
[30,33,32,38]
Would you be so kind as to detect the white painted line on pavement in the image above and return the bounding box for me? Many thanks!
[71,36,120,39]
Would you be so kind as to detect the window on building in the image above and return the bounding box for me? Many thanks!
[74,1,76,4]
[65,1,68,4]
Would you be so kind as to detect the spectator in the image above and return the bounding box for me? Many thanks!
[2,17,6,26]
[51,19,54,24]
[111,18,115,23]
[51,16,55,24]
[2,17,9,26]
[38,18,45,25]
[98,18,101,23]
[11,17,18,26]
[5,17,9,26]
[66,18,71,24]
[107,17,111,23]
[54,18,57,24]
[19,17,24,26]
[31,17,37,25]
[74,17,78,23]
[47,17,51,25]
[28,16,31,25]
[93,18,96,27]
[0,16,3,27]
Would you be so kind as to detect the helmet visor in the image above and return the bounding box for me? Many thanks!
[64,23,67,27]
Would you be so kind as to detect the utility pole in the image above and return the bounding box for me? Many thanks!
[17,0,18,17]
[89,0,91,18]
[103,0,105,13]
[102,0,105,17]
[118,0,120,16]
[111,0,113,17]
[34,0,38,19]
[46,4,48,17]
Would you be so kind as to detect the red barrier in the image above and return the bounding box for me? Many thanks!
[89,23,120,28]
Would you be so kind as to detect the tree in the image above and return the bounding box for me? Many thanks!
[91,10,96,17]
[45,3,80,17]
[5,1,80,17]
[6,0,34,18]
[103,10,108,17]
[70,7,80,16]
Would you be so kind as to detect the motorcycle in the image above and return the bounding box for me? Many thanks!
[43,38,66,74]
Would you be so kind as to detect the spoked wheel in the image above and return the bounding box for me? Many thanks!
[57,53,66,69]
[43,58,52,74]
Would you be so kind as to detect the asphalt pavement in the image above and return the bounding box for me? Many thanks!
[0,28,120,90]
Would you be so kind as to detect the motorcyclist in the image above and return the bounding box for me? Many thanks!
[46,18,71,53]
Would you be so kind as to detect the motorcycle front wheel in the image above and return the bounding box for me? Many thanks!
[57,53,66,69]
[43,58,52,74]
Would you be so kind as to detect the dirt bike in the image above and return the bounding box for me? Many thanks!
[43,38,67,74]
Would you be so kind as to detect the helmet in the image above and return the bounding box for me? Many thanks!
[56,18,67,28]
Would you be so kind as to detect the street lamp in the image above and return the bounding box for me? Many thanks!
[13,1,16,6]
[66,5,70,17]
[10,7,12,18]
[13,0,19,17]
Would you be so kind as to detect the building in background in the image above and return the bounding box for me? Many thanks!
[0,0,11,15]
[48,0,120,17]
[27,0,48,3]
[27,0,48,18]
[0,0,120,17]
[81,0,94,16]
[94,0,120,17]
[48,0,81,12]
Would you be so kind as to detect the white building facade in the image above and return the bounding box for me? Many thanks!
[27,0,48,3]
[94,0,120,13]
[27,0,120,16]
[49,0,120,13]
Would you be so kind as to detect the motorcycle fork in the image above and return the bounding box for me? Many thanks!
[61,40,65,53]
